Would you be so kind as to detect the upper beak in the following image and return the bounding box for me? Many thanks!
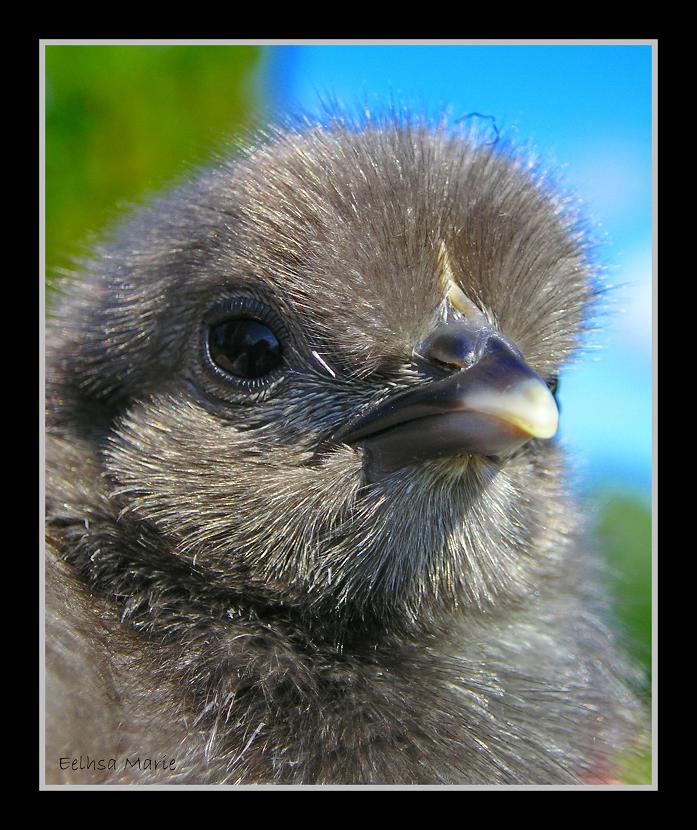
[328,319,559,480]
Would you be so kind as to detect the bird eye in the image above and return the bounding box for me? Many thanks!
[546,375,560,399]
[200,297,288,398]
[208,318,282,379]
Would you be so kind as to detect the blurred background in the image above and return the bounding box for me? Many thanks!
[44,43,653,782]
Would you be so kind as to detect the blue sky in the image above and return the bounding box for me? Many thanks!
[264,45,653,497]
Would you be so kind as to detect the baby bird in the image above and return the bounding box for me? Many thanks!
[45,114,644,785]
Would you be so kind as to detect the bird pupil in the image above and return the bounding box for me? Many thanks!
[208,318,282,379]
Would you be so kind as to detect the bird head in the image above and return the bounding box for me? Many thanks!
[47,117,595,633]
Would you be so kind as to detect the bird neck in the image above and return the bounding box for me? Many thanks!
[46,432,423,654]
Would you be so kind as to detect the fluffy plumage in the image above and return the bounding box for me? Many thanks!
[45,113,645,784]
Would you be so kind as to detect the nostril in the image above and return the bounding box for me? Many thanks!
[416,320,479,372]
[425,334,472,369]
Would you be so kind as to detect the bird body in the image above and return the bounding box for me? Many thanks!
[45,115,644,784]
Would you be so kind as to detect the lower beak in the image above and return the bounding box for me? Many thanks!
[329,334,559,480]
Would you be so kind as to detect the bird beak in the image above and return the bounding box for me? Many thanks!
[329,321,559,480]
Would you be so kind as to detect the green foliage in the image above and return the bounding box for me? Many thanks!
[594,490,652,784]
[45,45,263,288]
[616,745,653,786]
[595,490,652,684]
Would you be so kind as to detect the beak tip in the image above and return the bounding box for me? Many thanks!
[468,377,559,441]
[512,379,559,440]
